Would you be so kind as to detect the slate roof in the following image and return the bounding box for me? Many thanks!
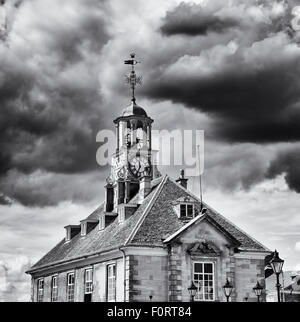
[28,175,269,273]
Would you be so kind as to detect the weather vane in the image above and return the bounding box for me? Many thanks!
[124,53,142,103]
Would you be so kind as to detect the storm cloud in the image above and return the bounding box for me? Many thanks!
[268,146,300,193]
[144,0,300,144]
[0,0,113,205]
[160,2,241,36]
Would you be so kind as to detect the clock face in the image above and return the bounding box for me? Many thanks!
[128,155,151,177]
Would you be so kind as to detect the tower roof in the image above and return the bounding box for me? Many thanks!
[121,100,148,117]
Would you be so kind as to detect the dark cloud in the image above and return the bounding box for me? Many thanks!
[267,146,300,192]
[0,0,114,206]
[143,1,300,144]
[145,51,300,143]
[160,2,240,36]
[0,170,106,207]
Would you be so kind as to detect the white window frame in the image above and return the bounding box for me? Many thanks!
[51,275,58,302]
[99,216,105,230]
[180,203,194,218]
[37,278,44,302]
[66,227,71,242]
[193,262,215,302]
[107,264,116,302]
[118,208,125,224]
[84,268,93,295]
[81,222,87,236]
[67,272,75,302]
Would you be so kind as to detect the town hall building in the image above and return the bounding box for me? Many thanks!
[26,54,271,302]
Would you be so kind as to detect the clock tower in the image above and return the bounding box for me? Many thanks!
[105,54,154,212]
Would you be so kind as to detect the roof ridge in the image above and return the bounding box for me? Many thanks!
[125,174,168,246]
[168,176,270,252]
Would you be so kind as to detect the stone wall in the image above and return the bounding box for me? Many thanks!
[31,257,125,302]
[30,241,267,302]
[234,257,266,302]
[166,218,267,302]
[127,254,168,302]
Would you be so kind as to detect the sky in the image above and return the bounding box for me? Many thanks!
[0,0,300,301]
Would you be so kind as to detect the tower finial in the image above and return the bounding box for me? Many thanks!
[124,53,142,103]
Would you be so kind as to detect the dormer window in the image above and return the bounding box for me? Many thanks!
[172,196,196,219]
[65,225,81,242]
[80,219,98,236]
[180,203,194,218]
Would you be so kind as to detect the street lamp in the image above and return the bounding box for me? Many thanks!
[253,281,263,302]
[222,278,233,302]
[188,281,197,302]
[270,250,284,302]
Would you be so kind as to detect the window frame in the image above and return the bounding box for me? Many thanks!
[66,227,71,242]
[84,268,93,295]
[51,275,58,302]
[99,215,105,230]
[37,278,44,302]
[180,203,194,218]
[106,263,116,302]
[193,261,215,302]
[67,272,75,302]
[81,222,87,236]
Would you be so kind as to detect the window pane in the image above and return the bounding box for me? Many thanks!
[204,263,213,273]
[85,269,93,294]
[67,273,75,302]
[51,276,58,302]
[107,264,116,302]
[187,205,193,216]
[180,204,186,217]
[194,263,202,273]
[37,279,44,302]
[193,262,214,302]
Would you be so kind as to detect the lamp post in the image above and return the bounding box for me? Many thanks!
[253,281,263,302]
[222,278,233,302]
[188,281,197,302]
[270,250,284,302]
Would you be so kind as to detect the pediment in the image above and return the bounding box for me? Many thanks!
[187,240,221,256]
[165,213,241,249]
[171,195,197,206]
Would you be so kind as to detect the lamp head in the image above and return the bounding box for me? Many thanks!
[188,281,197,297]
[223,278,233,297]
[253,281,263,297]
[270,250,284,274]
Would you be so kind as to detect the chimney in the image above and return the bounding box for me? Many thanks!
[176,169,188,189]
[139,175,152,201]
